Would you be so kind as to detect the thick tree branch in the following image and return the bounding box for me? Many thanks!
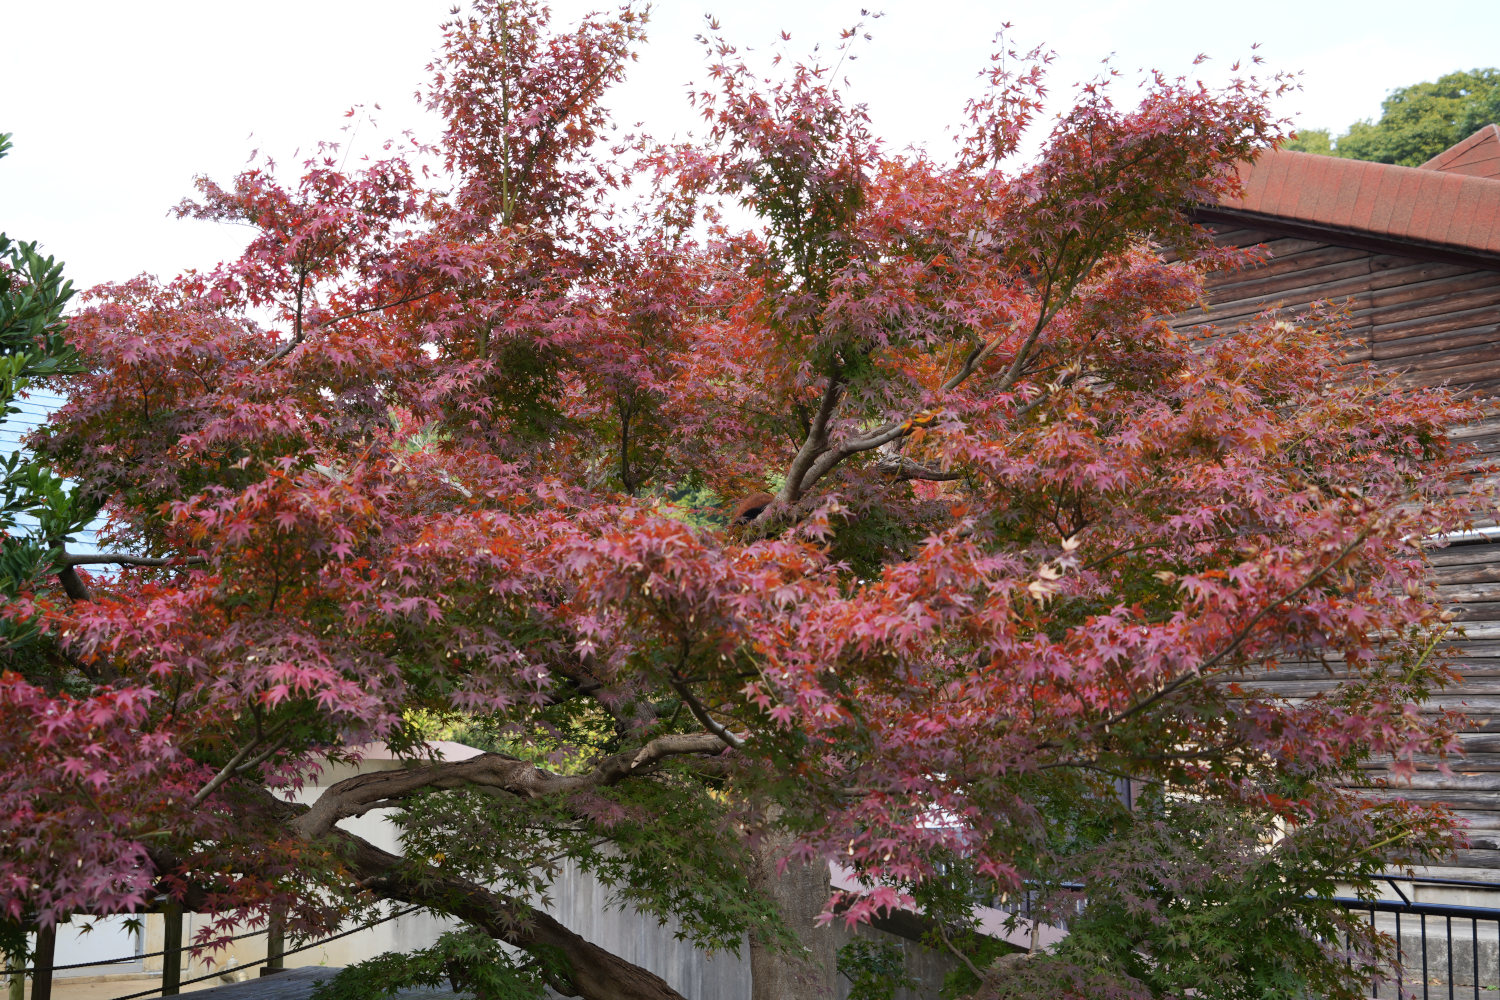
[292,734,731,839]
[62,552,206,568]
[874,455,964,482]
[348,834,687,1000]
[166,791,690,1000]
[780,373,845,504]
[56,565,91,601]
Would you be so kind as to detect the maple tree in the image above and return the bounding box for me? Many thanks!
[1,4,1487,998]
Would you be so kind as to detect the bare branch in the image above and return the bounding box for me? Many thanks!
[1099,524,1378,732]
[312,288,442,337]
[256,288,441,370]
[788,315,1047,497]
[793,411,939,494]
[938,333,1005,394]
[668,678,746,750]
[191,723,292,805]
[192,742,260,806]
[990,313,1052,396]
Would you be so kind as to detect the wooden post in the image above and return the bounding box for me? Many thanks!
[162,904,182,997]
[262,906,286,976]
[5,947,23,1000]
[30,924,55,1000]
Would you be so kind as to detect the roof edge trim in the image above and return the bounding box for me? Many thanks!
[1191,205,1500,273]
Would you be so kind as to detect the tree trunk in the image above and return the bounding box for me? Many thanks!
[348,837,689,1000]
[748,833,840,1000]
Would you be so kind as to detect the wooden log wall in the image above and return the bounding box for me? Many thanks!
[1170,223,1500,872]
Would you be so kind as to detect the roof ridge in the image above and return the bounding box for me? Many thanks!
[1420,123,1500,174]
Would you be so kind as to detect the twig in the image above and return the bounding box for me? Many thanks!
[669,678,746,750]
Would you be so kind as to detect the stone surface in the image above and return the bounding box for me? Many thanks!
[21,967,469,1000]
[189,968,467,1000]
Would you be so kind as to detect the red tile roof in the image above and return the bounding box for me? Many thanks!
[1421,124,1500,180]
[1215,141,1500,255]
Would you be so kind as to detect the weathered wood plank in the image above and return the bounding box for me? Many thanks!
[1200,256,1376,303]
[1396,361,1500,394]
[1358,789,1500,810]
[1177,273,1500,342]
[1206,231,1328,255]
[1374,299,1500,344]
[1223,244,1372,280]
[1436,583,1500,603]
[1241,678,1500,699]
[1433,563,1500,586]
[1376,324,1500,363]
[1186,222,1500,873]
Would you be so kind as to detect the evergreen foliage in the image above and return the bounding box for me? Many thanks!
[1286,68,1500,165]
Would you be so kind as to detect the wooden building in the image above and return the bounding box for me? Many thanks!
[1169,130,1500,875]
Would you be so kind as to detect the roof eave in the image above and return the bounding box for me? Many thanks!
[1191,204,1500,273]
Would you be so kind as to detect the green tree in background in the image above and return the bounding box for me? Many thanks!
[1286,68,1500,165]
[0,132,90,668]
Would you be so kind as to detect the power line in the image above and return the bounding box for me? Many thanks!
[2,905,422,998]
[102,906,421,1000]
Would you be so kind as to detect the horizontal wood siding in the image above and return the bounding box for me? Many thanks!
[1174,226,1500,871]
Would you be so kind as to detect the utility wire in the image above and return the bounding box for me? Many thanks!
[2,905,421,998]
[101,907,421,1000]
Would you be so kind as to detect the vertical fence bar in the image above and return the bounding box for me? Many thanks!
[1447,915,1454,1000]
[30,924,55,1000]
[1472,916,1478,1000]
[1423,912,1430,1000]
[1397,910,1404,1000]
[162,903,182,997]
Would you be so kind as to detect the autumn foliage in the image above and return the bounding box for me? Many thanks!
[0,4,1487,998]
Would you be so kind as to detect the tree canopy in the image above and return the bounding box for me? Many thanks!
[0,6,1484,999]
[1286,67,1500,165]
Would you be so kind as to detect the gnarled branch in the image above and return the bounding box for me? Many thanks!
[292,733,731,839]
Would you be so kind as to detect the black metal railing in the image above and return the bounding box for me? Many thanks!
[985,873,1500,998]
[1334,875,1500,999]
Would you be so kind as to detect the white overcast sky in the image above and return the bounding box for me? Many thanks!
[2,0,1498,292]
